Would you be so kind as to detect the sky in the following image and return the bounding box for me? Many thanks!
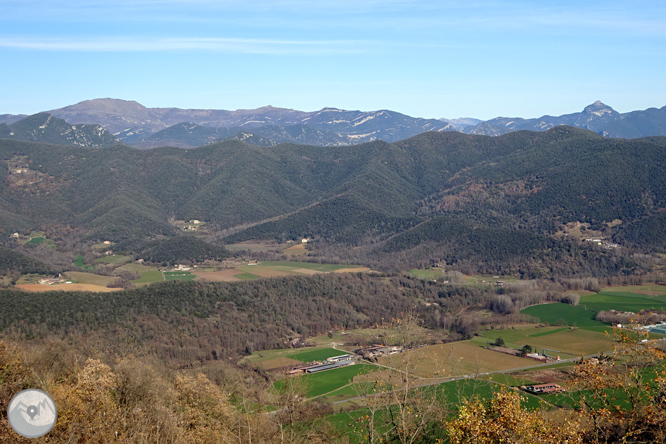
[1,0,665,120]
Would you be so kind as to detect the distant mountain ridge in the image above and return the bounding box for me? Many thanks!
[0,112,118,148]
[2,99,666,148]
[462,101,666,138]
[45,99,455,147]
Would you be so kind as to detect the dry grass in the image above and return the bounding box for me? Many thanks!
[526,329,613,356]
[15,283,120,292]
[194,269,242,282]
[255,357,302,371]
[65,271,118,287]
[237,266,288,278]
[333,267,371,273]
[284,244,307,256]
[380,341,534,378]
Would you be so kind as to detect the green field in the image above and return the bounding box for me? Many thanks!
[117,263,158,273]
[520,303,605,328]
[522,286,666,330]
[23,231,55,247]
[306,364,375,398]
[130,270,164,284]
[64,271,117,287]
[74,255,85,267]
[274,363,375,399]
[290,348,351,363]
[409,268,445,279]
[578,289,666,313]
[164,271,196,281]
[94,255,130,264]
[329,378,545,443]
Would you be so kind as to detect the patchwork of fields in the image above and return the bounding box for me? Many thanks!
[521,285,666,328]
[17,260,369,292]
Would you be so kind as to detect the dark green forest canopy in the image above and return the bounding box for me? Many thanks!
[136,235,232,264]
[0,246,51,275]
[0,274,491,360]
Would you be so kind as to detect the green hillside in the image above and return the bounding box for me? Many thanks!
[0,127,665,273]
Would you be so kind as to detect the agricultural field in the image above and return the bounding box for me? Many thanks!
[474,326,615,359]
[74,255,85,268]
[64,271,117,287]
[193,269,243,282]
[408,268,445,280]
[91,241,114,250]
[242,346,349,368]
[224,240,286,252]
[305,364,375,398]
[191,260,369,282]
[234,272,260,280]
[289,348,352,363]
[380,341,535,379]
[407,269,522,285]
[163,271,196,281]
[130,270,164,284]
[520,303,605,328]
[522,285,666,331]
[117,263,158,273]
[330,378,546,441]
[579,285,666,313]
[14,283,120,293]
[273,363,376,399]
[94,254,130,265]
[23,231,55,248]
[283,243,308,256]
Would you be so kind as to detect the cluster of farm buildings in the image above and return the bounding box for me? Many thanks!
[522,383,565,394]
[285,345,404,375]
[287,355,356,375]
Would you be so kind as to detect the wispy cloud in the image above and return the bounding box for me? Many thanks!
[0,36,373,54]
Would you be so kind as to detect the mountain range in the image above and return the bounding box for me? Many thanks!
[0,112,118,148]
[464,101,666,138]
[1,99,665,148]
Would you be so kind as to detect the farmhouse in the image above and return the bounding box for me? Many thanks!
[355,345,403,359]
[327,354,353,363]
[286,363,322,375]
[306,360,353,373]
[525,352,553,362]
[523,383,565,394]
[38,277,64,285]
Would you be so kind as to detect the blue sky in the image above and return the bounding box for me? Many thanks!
[1,0,665,120]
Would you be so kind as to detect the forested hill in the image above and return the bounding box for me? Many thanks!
[0,113,118,148]
[0,274,491,361]
[0,127,665,271]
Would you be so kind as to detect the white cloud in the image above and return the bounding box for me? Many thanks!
[0,36,372,54]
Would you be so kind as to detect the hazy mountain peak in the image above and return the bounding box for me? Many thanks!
[59,98,148,113]
[3,112,118,148]
[583,100,616,116]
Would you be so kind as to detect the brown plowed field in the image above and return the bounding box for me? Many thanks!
[291,268,320,275]
[194,270,242,282]
[334,267,371,273]
[15,284,120,293]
